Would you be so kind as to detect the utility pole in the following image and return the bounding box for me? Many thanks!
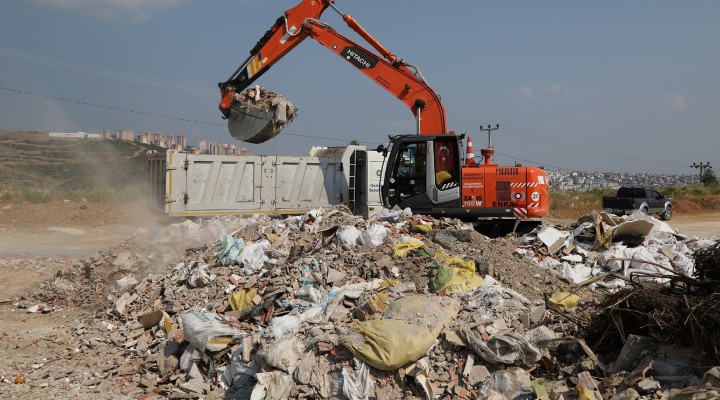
[480,124,500,148]
[691,162,711,177]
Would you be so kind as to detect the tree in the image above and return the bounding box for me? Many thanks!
[349,140,360,145]
[701,167,719,187]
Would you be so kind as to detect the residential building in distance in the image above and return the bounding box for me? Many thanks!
[546,169,700,190]
[117,128,135,141]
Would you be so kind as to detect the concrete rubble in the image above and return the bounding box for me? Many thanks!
[227,86,298,144]
[3,207,720,399]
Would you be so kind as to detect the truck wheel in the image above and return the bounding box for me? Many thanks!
[660,206,672,221]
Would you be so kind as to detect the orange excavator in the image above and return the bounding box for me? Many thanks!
[218,0,549,233]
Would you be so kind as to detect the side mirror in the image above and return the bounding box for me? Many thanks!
[376,144,388,156]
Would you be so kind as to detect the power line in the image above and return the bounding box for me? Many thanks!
[0,47,399,119]
[0,47,216,96]
[501,124,688,169]
[0,48,700,170]
[0,85,223,126]
[493,151,566,171]
[0,85,382,147]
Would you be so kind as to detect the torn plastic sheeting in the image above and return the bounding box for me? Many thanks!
[296,284,323,304]
[249,371,294,400]
[259,335,307,373]
[179,345,202,372]
[300,208,324,232]
[629,344,702,384]
[238,240,270,273]
[377,206,412,222]
[535,257,562,270]
[335,225,362,246]
[267,306,323,339]
[222,347,258,388]
[459,329,542,366]
[187,263,211,288]
[561,262,600,285]
[456,275,509,320]
[561,254,583,263]
[359,224,389,247]
[181,312,245,353]
[267,280,365,338]
[321,279,383,322]
[671,252,695,276]
[341,295,460,371]
[215,235,245,266]
[478,367,534,400]
[341,358,373,400]
[599,245,679,276]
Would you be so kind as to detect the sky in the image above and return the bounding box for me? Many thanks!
[1,0,718,175]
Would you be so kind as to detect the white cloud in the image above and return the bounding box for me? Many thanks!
[663,93,685,110]
[545,83,587,98]
[517,86,536,99]
[31,0,185,22]
[546,83,563,96]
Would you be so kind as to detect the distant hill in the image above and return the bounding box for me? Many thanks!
[0,131,165,192]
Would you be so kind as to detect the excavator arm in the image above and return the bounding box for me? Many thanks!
[219,0,447,135]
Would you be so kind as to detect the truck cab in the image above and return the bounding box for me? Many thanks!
[602,186,672,220]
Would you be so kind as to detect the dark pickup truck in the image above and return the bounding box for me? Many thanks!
[602,186,673,220]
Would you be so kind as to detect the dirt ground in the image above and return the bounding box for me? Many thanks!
[0,200,717,398]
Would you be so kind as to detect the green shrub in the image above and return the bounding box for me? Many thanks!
[22,189,51,203]
[0,190,13,202]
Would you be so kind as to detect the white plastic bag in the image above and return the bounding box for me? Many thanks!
[336,225,362,246]
[181,312,244,352]
[238,240,270,273]
[359,224,389,247]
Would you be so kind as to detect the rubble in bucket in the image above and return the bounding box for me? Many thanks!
[227,85,298,144]
[5,206,720,399]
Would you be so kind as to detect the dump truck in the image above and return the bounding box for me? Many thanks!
[146,146,386,219]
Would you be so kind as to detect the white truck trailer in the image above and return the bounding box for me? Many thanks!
[146,146,385,219]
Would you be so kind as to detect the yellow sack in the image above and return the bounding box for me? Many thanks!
[435,171,452,185]
[411,224,431,234]
[430,253,484,294]
[228,288,258,311]
[393,241,425,258]
[341,295,459,371]
[548,292,580,313]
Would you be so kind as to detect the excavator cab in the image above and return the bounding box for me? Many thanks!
[382,135,462,211]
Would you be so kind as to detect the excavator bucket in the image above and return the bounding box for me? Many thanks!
[226,87,298,144]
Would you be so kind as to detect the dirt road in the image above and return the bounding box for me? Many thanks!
[663,212,720,238]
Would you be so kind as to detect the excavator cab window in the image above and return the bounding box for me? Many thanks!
[433,136,458,188]
[389,142,427,200]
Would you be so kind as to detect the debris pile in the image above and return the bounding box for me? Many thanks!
[5,207,720,399]
[587,241,720,366]
[227,85,298,144]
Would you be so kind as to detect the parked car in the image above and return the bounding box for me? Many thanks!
[602,186,673,220]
